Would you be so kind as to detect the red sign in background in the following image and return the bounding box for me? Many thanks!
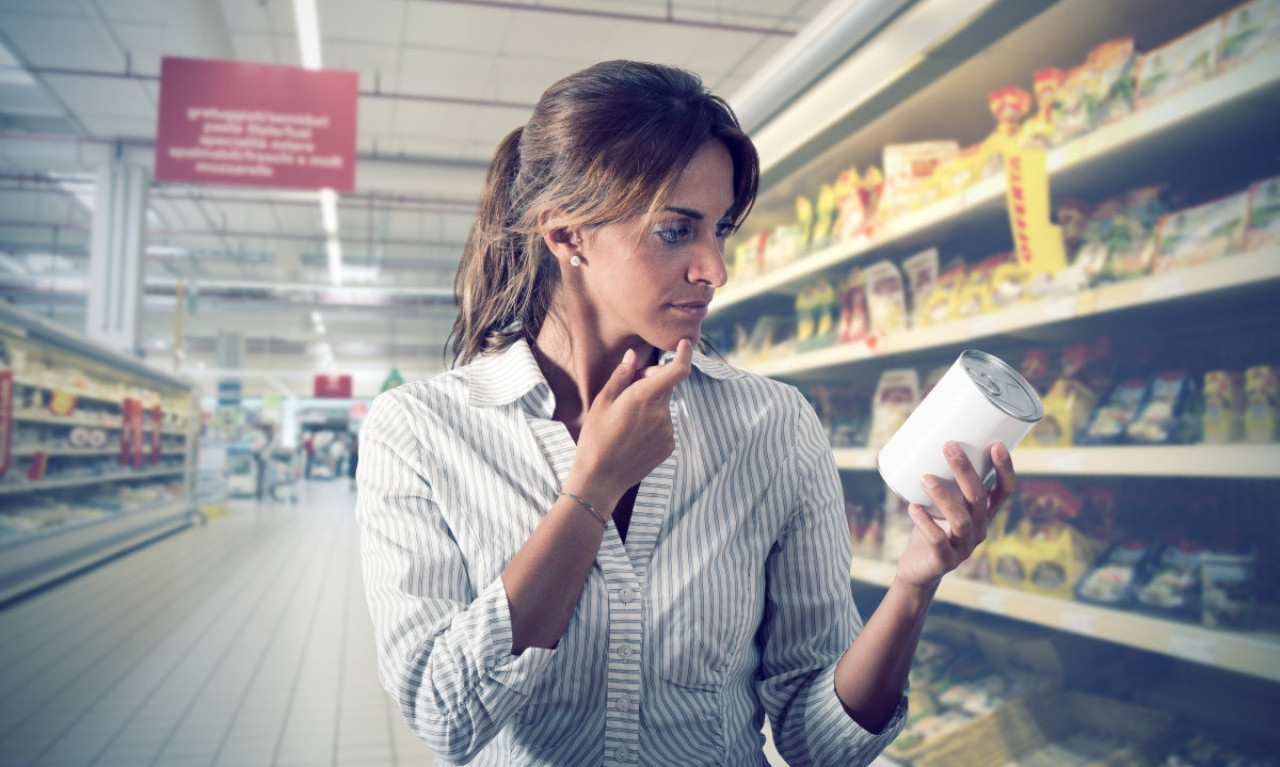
[314,374,353,399]
[155,57,358,191]
[151,405,164,465]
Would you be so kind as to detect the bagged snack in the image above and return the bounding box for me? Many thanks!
[1244,175,1280,251]
[929,144,984,198]
[1081,378,1148,444]
[1019,69,1066,149]
[837,267,870,344]
[1054,38,1137,143]
[879,142,959,221]
[835,167,874,246]
[1028,344,1102,447]
[1202,370,1244,443]
[953,253,1008,317]
[1153,192,1249,272]
[901,248,939,329]
[1244,364,1278,442]
[811,183,839,252]
[979,86,1033,178]
[988,261,1030,309]
[864,260,908,334]
[795,196,815,254]
[1135,22,1222,109]
[1076,542,1151,607]
[1218,0,1280,72]
[867,368,920,450]
[919,258,966,327]
[1019,348,1053,396]
[795,279,838,352]
[1127,371,1199,444]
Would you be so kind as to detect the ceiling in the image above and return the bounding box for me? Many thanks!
[0,0,837,399]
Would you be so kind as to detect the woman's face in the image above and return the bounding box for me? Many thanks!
[576,140,736,351]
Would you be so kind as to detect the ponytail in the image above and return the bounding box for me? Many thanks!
[448,127,558,366]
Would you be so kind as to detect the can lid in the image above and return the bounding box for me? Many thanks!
[960,349,1044,422]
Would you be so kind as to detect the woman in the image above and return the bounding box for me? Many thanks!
[355,60,1015,766]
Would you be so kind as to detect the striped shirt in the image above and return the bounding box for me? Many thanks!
[355,339,906,766]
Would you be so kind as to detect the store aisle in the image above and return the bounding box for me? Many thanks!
[0,483,434,767]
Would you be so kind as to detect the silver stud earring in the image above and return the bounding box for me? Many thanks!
[570,255,581,267]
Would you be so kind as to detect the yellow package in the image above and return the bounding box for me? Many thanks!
[812,184,839,251]
[1028,378,1098,447]
[991,520,1102,600]
[1244,365,1278,443]
[795,196,814,254]
[1202,370,1244,444]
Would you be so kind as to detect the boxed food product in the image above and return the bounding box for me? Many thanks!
[1080,378,1148,444]
[864,259,908,333]
[1243,364,1278,442]
[1201,551,1258,629]
[867,368,920,450]
[919,258,967,327]
[1126,371,1200,444]
[879,141,959,221]
[1054,38,1137,143]
[953,253,1008,318]
[1244,174,1280,251]
[1076,542,1151,607]
[1135,21,1222,109]
[1202,370,1245,443]
[901,248,939,328]
[837,267,870,344]
[1153,192,1249,272]
[1134,542,1204,621]
[1218,0,1280,72]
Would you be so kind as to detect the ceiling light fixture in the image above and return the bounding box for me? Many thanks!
[319,188,338,235]
[326,237,343,286]
[292,0,323,70]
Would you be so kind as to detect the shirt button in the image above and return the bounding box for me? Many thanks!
[615,747,632,762]
[618,644,633,658]
[618,587,636,603]
[615,696,631,712]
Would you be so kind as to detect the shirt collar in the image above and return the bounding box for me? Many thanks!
[466,337,746,413]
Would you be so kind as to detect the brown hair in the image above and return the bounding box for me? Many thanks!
[448,60,759,366]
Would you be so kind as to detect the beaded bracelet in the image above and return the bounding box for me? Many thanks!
[558,491,608,528]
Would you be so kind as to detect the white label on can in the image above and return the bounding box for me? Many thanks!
[1167,631,1217,664]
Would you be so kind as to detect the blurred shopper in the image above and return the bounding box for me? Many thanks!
[346,433,358,491]
[302,431,315,479]
[355,60,1016,767]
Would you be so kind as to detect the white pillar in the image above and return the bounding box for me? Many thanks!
[86,162,150,354]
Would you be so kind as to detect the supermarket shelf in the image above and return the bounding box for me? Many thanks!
[744,248,1280,378]
[0,498,193,605]
[713,54,1280,313]
[849,556,1280,683]
[13,412,125,429]
[833,444,1280,479]
[0,467,185,496]
[12,375,130,407]
[9,447,191,458]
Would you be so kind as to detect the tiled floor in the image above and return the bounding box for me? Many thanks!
[0,482,434,767]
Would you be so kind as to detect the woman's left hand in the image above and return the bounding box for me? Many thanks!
[893,441,1017,592]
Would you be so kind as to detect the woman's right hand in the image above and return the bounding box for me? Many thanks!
[565,338,694,512]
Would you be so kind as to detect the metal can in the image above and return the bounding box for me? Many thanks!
[877,349,1043,516]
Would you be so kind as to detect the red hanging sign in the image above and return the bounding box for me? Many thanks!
[154,56,359,192]
[314,374,353,399]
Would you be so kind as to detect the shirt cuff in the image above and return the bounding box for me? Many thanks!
[803,665,908,764]
[475,575,557,697]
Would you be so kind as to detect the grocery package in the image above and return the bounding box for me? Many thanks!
[810,183,839,253]
[1126,370,1200,444]
[794,279,838,351]
[1054,38,1137,143]
[867,368,920,450]
[989,480,1103,600]
[730,232,767,282]
[1244,175,1280,251]
[863,260,908,334]
[1201,550,1258,629]
[1135,21,1222,109]
[794,196,814,254]
[731,315,793,366]
[1243,364,1278,442]
[834,166,876,246]
[953,253,1008,318]
[836,267,870,344]
[1134,541,1205,621]
[1152,192,1249,272]
[1202,370,1245,443]
[1075,542,1151,607]
[1071,185,1168,285]
[979,86,1033,178]
[879,141,958,221]
[1018,68,1066,149]
[1027,344,1103,447]
[1018,348,1053,395]
[918,257,966,327]
[900,248,939,328]
[806,383,870,448]
[927,143,984,200]
[1218,0,1280,72]
[1080,378,1148,444]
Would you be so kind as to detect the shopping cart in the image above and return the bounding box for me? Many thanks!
[266,449,302,504]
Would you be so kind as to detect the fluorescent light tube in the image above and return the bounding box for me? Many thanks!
[293,0,322,70]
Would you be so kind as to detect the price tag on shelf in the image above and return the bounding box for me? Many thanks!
[975,589,1008,615]
[1038,297,1075,324]
[1167,631,1217,664]
[1058,608,1098,636]
[1048,451,1087,473]
[1140,273,1187,303]
[971,314,1000,338]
